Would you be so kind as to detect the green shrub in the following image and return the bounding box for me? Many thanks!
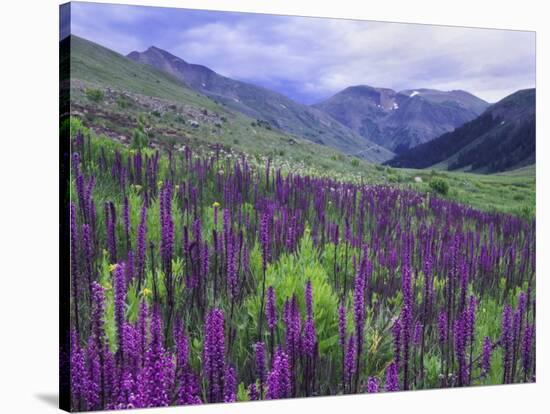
[351,158,360,167]
[245,233,339,356]
[85,88,104,103]
[131,114,149,150]
[116,95,133,109]
[429,178,450,195]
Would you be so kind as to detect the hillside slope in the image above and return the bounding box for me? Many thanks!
[66,35,392,177]
[127,46,394,162]
[314,86,488,153]
[385,89,535,173]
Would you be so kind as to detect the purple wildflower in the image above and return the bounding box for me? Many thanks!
[203,308,226,403]
[367,376,379,393]
[385,362,400,392]
[266,349,291,400]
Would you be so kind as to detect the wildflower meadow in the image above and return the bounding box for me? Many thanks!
[64,120,535,411]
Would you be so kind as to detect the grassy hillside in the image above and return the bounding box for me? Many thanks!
[127,45,394,162]
[68,36,389,178]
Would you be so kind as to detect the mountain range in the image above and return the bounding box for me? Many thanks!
[67,35,535,174]
[313,86,489,153]
[385,88,535,173]
[127,46,394,162]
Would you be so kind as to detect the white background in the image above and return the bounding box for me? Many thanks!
[0,0,547,412]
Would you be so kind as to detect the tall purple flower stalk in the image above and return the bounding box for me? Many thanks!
[138,306,173,407]
[266,349,291,400]
[400,264,413,390]
[305,280,313,320]
[258,212,270,340]
[385,362,400,392]
[105,201,117,264]
[343,334,356,393]
[254,341,266,396]
[338,303,347,389]
[70,329,87,411]
[352,246,369,392]
[454,313,468,386]
[135,205,147,289]
[70,202,81,336]
[501,304,513,384]
[203,308,226,403]
[224,365,237,402]
[87,281,108,410]
[391,318,402,368]
[113,263,127,364]
[367,377,379,393]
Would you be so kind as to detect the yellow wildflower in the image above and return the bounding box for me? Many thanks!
[212,201,221,208]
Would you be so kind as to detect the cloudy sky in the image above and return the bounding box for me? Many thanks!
[66,2,535,104]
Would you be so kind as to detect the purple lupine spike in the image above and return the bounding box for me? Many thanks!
[305,280,314,320]
[353,247,368,391]
[247,383,258,401]
[203,308,226,403]
[338,304,347,348]
[266,349,291,400]
[224,365,237,402]
[105,201,117,264]
[136,300,148,369]
[123,196,131,250]
[226,232,238,298]
[81,223,94,299]
[454,313,468,386]
[136,205,147,285]
[70,202,80,336]
[139,306,173,407]
[113,263,127,363]
[112,370,137,410]
[266,286,277,331]
[260,212,270,271]
[467,296,477,342]
[174,321,189,371]
[391,318,402,367]
[482,336,492,376]
[400,265,413,390]
[367,376,379,393]
[122,322,138,377]
[302,318,317,358]
[385,362,400,392]
[176,370,202,406]
[70,329,87,411]
[501,304,513,384]
[87,281,107,410]
[159,183,174,278]
[254,342,266,385]
[343,334,356,392]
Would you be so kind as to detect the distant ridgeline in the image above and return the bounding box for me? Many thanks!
[385,89,535,173]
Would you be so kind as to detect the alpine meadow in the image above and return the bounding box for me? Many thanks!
[60,3,536,412]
